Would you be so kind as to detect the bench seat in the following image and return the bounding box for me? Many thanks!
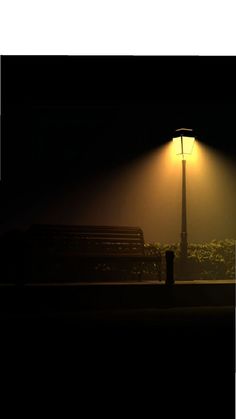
[24,224,162,282]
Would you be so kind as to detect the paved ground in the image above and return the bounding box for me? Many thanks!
[0,282,234,371]
[1,305,234,370]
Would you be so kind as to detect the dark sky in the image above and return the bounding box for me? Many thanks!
[1,56,236,234]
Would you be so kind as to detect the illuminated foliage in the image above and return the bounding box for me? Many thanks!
[145,239,235,279]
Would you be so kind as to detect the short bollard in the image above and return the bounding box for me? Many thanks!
[165,250,175,286]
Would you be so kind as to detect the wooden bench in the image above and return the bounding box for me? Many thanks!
[25,224,162,282]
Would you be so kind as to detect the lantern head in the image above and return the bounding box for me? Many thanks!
[173,128,195,158]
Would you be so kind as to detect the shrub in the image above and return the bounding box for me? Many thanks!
[145,239,235,280]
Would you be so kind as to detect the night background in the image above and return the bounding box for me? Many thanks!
[1,57,236,242]
[0,56,235,407]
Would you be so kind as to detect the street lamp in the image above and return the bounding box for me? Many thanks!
[173,128,195,268]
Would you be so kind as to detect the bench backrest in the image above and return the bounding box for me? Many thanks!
[27,224,145,256]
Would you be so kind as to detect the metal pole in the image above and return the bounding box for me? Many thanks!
[181,158,187,260]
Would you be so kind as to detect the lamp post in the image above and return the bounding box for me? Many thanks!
[172,128,195,270]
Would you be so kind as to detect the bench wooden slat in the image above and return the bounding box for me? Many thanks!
[25,224,161,282]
